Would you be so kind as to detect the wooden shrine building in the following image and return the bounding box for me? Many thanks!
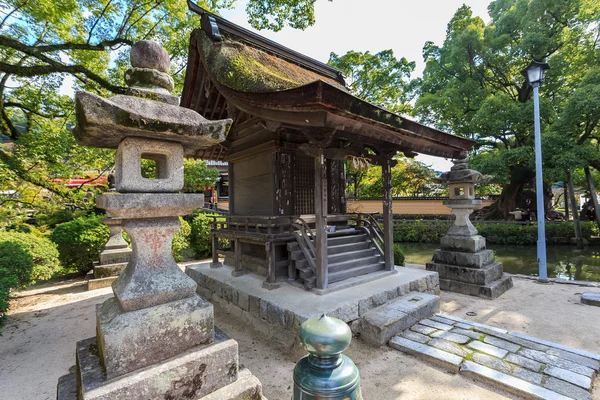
[181,3,474,291]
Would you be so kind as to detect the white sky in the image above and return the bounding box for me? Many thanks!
[221,0,493,171]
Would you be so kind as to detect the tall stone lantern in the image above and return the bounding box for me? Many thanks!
[57,41,263,399]
[426,153,513,299]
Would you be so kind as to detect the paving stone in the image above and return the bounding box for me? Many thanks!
[467,341,508,358]
[451,328,484,340]
[506,353,543,372]
[543,377,593,400]
[429,315,457,326]
[419,318,453,331]
[474,327,549,352]
[472,352,513,374]
[543,365,592,390]
[430,330,471,344]
[400,330,430,344]
[411,324,437,335]
[509,331,600,362]
[429,338,472,358]
[484,336,521,353]
[519,349,595,378]
[455,322,474,330]
[460,361,572,400]
[438,314,508,335]
[389,336,463,373]
[581,292,600,307]
[512,367,542,385]
[546,348,600,371]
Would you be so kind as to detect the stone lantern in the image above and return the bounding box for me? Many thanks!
[426,153,513,299]
[56,40,263,399]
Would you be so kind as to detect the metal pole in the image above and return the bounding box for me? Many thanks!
[532,83,548,282]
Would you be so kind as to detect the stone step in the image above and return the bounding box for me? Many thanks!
[426,262,503,286]
[199,368,264,400]
[389,336,463,372]
[438,274,513,299]
[328,248,377,264]
[56,372,77,400]
[328,255,382,273]
[358,291,440,346]
[327,233,368,246]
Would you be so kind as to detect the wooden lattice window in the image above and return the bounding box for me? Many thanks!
[294,154,314,215]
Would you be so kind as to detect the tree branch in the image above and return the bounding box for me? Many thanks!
[87,0,114,44]
[0,1,29,29]
[3,101,66,118]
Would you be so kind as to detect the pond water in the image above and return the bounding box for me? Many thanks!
[400,242,600,282]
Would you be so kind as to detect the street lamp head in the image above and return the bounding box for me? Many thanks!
[521,60,550,87]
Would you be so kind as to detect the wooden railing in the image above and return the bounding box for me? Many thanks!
[290,217,317,276]
[350,212,385,259]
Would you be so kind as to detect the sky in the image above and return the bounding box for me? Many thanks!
[220,0,493,171]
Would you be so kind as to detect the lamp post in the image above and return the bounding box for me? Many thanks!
[521,60,550,282]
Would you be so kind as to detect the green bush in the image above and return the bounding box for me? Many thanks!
[172,217,191,262]
[392,219,597,245]
[0,232,60,330]
[190,213,228,259]
[0,232,60,287]
[50,215,109,274]
[393,243,405,266]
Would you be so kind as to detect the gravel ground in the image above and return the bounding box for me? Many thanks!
[1,265,598,400]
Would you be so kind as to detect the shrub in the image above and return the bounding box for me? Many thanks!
[50,215,109,274]
[0,232,60,287]
[190,213,227,259]
[172,218,191,262]
[393,243,405,266]
[0,232,60,329]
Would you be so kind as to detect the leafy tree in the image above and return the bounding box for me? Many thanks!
[328,50,416,114]
[416,1,600,219]
[0,0,320,223]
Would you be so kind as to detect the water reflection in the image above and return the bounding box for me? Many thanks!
[400,242,600,282]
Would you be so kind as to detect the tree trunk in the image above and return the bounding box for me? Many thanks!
[584,167,600,231]
[567,170,585,249]
[564,186,569,220]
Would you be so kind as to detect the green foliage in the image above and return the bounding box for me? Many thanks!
[416,1,600,216]
[172,217,191,262]
[183,159,220,193]
[190,212,227,259]
[328,50,416,114]
[50,215,109,274]
[393,220,598,245]
[393,244,405,266]
[0,231,60,287]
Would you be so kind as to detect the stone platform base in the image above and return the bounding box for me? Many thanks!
[186,262,439,346]
[439,274,514,299]
[56,329,264,400]
[390,314,599,400]
[86,262,127,291]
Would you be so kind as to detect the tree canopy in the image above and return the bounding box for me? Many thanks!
[416,0,600,218]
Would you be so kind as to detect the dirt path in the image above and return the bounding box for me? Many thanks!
[1,272,598,400]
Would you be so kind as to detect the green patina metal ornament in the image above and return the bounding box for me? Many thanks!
[293,314,362,400]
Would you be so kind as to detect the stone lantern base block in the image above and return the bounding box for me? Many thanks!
[438,273,513,299]
[432,249,495,269]
[426,262,504,286]
[57,333,240,400]
[97,295,214,379]
[99,247,132,265]
[93,262,128,279]
[440,235,486,253]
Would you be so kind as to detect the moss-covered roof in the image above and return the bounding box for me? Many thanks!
[196,29,347,93]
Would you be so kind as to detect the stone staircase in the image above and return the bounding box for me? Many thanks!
[288,228,385,289]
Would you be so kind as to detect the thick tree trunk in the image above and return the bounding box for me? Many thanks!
[567,170,585,249]
[584,167,600,230]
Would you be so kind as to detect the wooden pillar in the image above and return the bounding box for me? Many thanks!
[567,170,585,249]
[210,231,222,268]
[382,157,394,270]
[564,186,569,220]
[228,162,235,215]
[263,241,280,290]
[314,148,328,289]
[584,167,600,230]
[231,239,245,276]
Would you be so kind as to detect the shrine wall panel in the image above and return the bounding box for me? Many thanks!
[232,151,273,215]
